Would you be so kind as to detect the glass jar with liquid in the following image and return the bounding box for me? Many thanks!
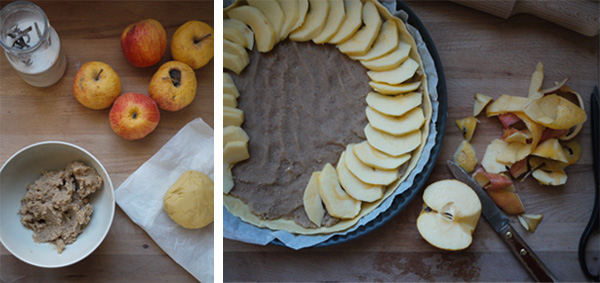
[0,1,66,87]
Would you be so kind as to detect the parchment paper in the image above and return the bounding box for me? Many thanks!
[115,118,214,283]
[223,0,441,249]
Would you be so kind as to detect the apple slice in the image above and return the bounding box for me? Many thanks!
[369,80,421,95]
[224,39,249,66]
[224,27,250,50]
[453,140,477,173]
[327,0,362,44]
[366,106,425,136]
[223,51,248,75]
[227,5,277,52]
[350,20,398,61]
[416,179,482,251]
[344,144,398,186]
[336,151,384,202]
[531,138,569,163]
[223,82,240,98]
[292,0,310,31]
[289,0,330,42]
[277,0,300,40]
[528,61,544,99]
[313,0,346,44]
[366,91,422,116]
[367,58,419,85]
[224,163,234,194]
[473,93,493,117]
[224,18,254,51]
[455,117,477,142]
[481,139,508,174]
[223,140,250,165]
[303,172,326,227]
[337,1,381,56]
[518,214,543,232]
[248,0,285,43]
[224,106,244,127]
[223,125,249,147]
[353,140,410,170]
[318,163,361,219]
[223,72,234,85]
[223,93,237,108]
[360,41,410,71]
[364,124,421,157]
[486,185,525,215]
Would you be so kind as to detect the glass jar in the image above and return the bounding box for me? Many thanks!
[0,1,66,87]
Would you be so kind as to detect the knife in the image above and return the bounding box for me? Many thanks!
[447,160,558,282]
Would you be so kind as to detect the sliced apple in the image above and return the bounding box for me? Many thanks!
[368,80,421,95]
[486,185,525,215]
[223,140,250,165]
[223,82,240,98]
[224,163,234,194]
[224,18,254,51]
[344,144,398,186]
[528,61,544,99]
[523,94,587,130]
[455,116,477,142]
[289,0,330,42]
[481,139,508,174]
[223,72,234,85]
[518,213,543,232]
[313,0,346,44]
[367,58,419,85]
[223,125,249,147]
[531,138,569,163]
[303,171,325,227]
[277,0,300,40]
[453,140,477,173]
[227,5,277,52]
[248,0,285,43]
[336,151,384,202]
[473,93,493,117]
[224,106,244,127]
[224,39,250,66]
[224,93,237,108]
[350,20,398,61]
[337,1,382,56]
[291,0,310,31]
[366,106,425,136]
[327,0,362,44]
[318,163,361,219]
[224,27,250,50]
[353,140,410,170]
[223,51,248,75]
[416,179,482,251]
[486,94,532,117]
[364,124,421,157]
[365,91,422,116]
[360,41,410,71]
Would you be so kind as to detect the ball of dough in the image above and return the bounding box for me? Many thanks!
[163,170,214,229]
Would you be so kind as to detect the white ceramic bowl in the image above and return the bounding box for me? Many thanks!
[0,141,115,268]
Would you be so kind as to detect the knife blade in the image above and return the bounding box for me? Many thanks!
[447,160,558,282]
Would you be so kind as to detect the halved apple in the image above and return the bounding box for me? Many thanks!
[318,163,361,219]
[248,0,285,43]
[518,213,543,232]
[360,41,410,71]
[223,125,249,147]
[303,171,326,227]
[350,20,398,61]
[473,93,493,117]
[227,5,277,52]
[224,163,234,194]
[224,18,254,51]
[223,140,250,165]
[223,82,240,98]
[327,0,362,44]
[364,124,421,157]
[368,80,421,95]
[336,151,384,202]
[365,91,422,116]
[277,0,300,40]
[313,0,346,44]
[224,51,248,75]
[453,140,477,173]
[366,106,425,136]
[367,58,419,85]
[289,0,330,42]
[224,106,244,127]
[337,1,382,56]
[486,185,525,215]
[353,140,410,170]
[416,179,482,251]
[224,93,237,108]
[455,116,477,142]
[344,144,398,186]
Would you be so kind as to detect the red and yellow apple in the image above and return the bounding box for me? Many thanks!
[121,19,167,67]
[171,20,214,69]
[73,61,121,110]
[109,92,160,140]
[149,61,197,111]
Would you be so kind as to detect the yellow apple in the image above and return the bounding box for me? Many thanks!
[148,61,197,112]
[73,61,121,110]
[171,20,214,70]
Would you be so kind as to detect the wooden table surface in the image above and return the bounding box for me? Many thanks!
[223,1,599,282]
[0,1,213,282]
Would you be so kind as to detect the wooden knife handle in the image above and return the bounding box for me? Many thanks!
[500,224,559,282]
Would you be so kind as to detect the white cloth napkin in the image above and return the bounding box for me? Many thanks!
[115,118,214,283]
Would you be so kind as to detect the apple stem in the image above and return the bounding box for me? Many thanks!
[95,69,103,81]
[194,33,212,44]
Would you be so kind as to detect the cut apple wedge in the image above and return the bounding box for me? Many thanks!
[366,106,425,136]
[368,80,421,95]
[303,172,326,227]
[224,106,244,127]
[224,163,234,194]
[416,179,482,251]
[353,140,410,170]
[312,0,346,44]
[223,125,249,147]
[227,5,277,52]
[224,27,250,50]
[344,144,398,186]
[289,0,330,42]
[360,41,410,71]
[336,151,384,202]
[292,0,310,31]
[224,39,250,66]
[337,1,381,57]
[453,140,477,173]
[455,116,477,142]
[367,58,419,85]
[277,0,300,40]
[365,91,422,117]
[364,124,421,157]
[223,140,250,165]
[327,0,362,44]
[248,0,285,44]
[223,82,240,98]
[486,185,525,215]
[473,93,493,117]
[223,72,233,85]
[318,163,361,219]
[518,213,543,232]
[224,18,254,51]
[224,93,237,108]
[350,20,398,61]
[224,51,248,75]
